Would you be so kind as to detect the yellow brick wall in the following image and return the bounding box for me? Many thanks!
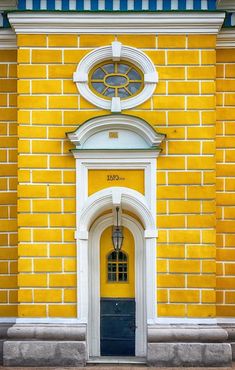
[0,49,18,317]
[15,33,217,318]
[216,49,235,317]
[154,34,217,318]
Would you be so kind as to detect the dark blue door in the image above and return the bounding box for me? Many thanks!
[100,298,135,356]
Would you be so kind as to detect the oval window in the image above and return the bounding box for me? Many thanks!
[89,61,144,100]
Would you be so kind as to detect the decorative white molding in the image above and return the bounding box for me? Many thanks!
[0,29,17,49]
[7,12,225,34]
[217,28,235,48]
[89,214,146,357]
[73,44,157,112]
[216,0,235,11]
[0,0,17,10]
[67,114,165,150]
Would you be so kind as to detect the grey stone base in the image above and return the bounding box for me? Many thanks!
[147,343,232,367]
[4,341,86,367]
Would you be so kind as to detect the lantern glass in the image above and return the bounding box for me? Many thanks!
[112,226,124,252]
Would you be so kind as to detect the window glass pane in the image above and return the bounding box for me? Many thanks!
[128,68,141,80]
[118,88,130,98]
[106,75,127,87]
[92,82,105,93]
[118,64,130,74]
[92,68,106,79]
[128,82,141,94]
[103,88,115,97]
[103,64,115,73]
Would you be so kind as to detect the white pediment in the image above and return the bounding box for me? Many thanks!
[67,114,165,151]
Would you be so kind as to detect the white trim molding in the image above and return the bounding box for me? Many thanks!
[73,43,157,112]
[8,12,225,34]
[217,28,235,48]
[0,29,17,49]
[216,0,235,11]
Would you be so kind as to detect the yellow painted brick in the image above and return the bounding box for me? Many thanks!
[218,306,235,317]
[0,262,8,273]
[168,111,199,125]
[18,156,48,168]
[48,34,78,47]
[158,185,185,199]
[168,51,199,65]
[187,185,215,199]
[9,64,17,78]
[63,171,76,183]
[18,65,47,78]
[225,235,235,247]
[224,207,235,219]
[50,156,75,169]
[217,49,235,63]
[168,172,201,185]
[18,304,47,318]
[18,109,32,123]
[157,274,185,288]
[18,126,47,138]
[188,304,215,318]
[158,66,186,80]
[49,304,76,318]
[34,229,62,242]
[48,126,75,139]
[188,275,215,288]
[18,199,31,212]
[154,81,166,94]
[168,142,200,155]
[50,244,76,257]
[144,50,165,65]
[201,50,216,65]
[63,49,90,63]
[169,230,200,243]
[48,64,76,79]
[202,261,216,273]
[64,258,76,272]
[217,107,235,121]
[50,214,76,227]
[0,79,16,92]
[158,215,185,228]
[34,259,62,272]
[202,230,215,244]
[0,94,7,106]
[64,229,75,242]
[225,292,235,304]
[225,94,235,106]
[32,200,61,213]
[18,289,32,302]
[202,200,216,212]
[158,156,185,170]
[202,81,215,94]
[170,290,199,303]
[0,65,7,77]
[80,34,115,47]
[18,258,32,272]
[216,220,235,233]
[202,290,215,303]
[0,206,8,218]
[18,139,30,153]
[153,96,185,109]
[0,235,8,247]
[18,96,47,109]
[202,142,215,154]
[187,66,215,80]
[157,289,168,303]
[18,244,47,257]
[0,247,17,260]
[64,289,76,302]
[32,80,62,94]
[217,164,235,177]
[0,291,7,303]
[49,274,76,287]
[0,108,17,121]
[62,80,78,94]
[32,170,62,184]
[32,49,62,64]
[158,304,185,317]
[169,260,200,273]
[217,80,235,92]
[63,199,76,212]
[117,34,155,48]
[32,111,62,125]
[0,220,17,232]
[18,49,30,63]
[0,164,17,176]
[216,291,223,304]
[18,229,31,242]
[34,289,62,303]
[187,215,215,228]
[0,50,16,62]
[226,179,235,191]
[0,192,16,205]
[18,34,46,46]
[217,249,235,261]
[216,64,224,78]
[18,274,47,287]
[188,35,216,49]
[187,96,215,110]
[18,214,48,227]
[49,185,75,198]
[49,96,78,109]
[32,141,62,154]
[158,35,186,48]
[202,111,216,124]
[226,65,235,77]
[0,305,17,317]
[187,127,215,139]
[168,82,199,95]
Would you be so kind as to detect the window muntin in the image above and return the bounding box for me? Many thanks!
[89,61,144,101]
[107,250,128,282]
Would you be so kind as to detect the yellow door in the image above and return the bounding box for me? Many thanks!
[100,226,136,356]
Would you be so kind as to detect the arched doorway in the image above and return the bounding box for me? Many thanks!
[88,212,146,358]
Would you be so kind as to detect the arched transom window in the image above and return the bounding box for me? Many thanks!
[107,250,128,282]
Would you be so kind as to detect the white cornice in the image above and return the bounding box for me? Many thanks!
[0,29,16,49]
[217,28,235,48]
[0,0,17,10]
[216,0,235,11]
[8,12,225,34]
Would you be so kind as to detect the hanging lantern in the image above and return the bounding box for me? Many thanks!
[112,207,124,252]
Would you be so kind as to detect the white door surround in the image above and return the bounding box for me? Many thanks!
[89,213,146,357]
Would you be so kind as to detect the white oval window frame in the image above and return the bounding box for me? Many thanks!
[73,41,158,112]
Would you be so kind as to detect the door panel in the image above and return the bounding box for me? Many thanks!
[100,298,135,356]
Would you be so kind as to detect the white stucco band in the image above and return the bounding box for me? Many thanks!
[73,42,158,112]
